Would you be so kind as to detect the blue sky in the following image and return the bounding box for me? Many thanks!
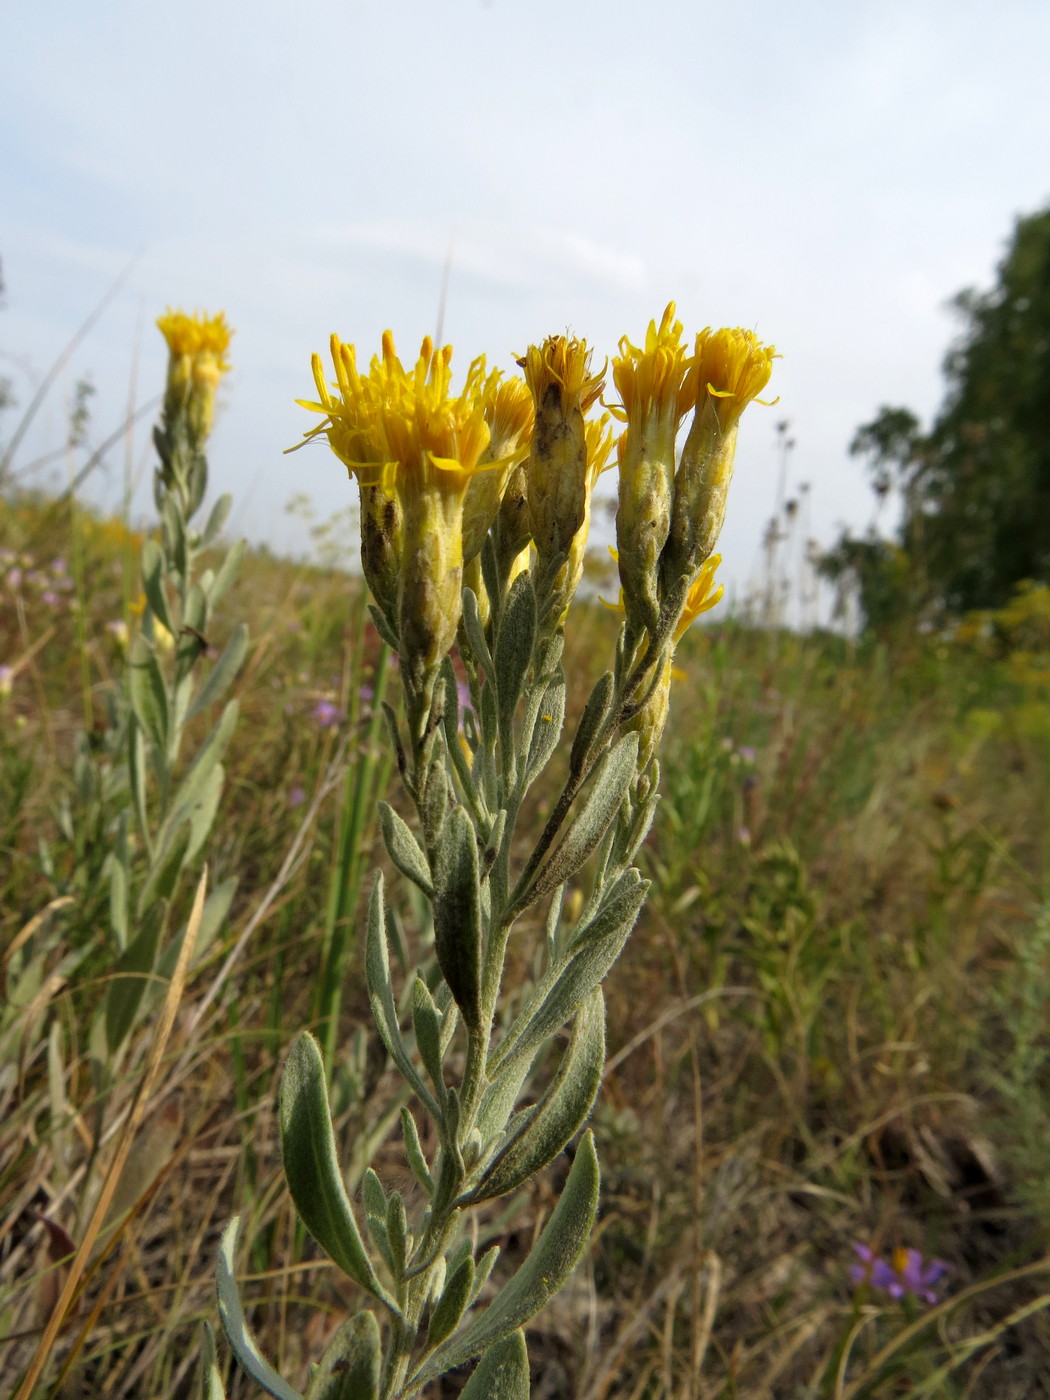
[3,0,1049,602]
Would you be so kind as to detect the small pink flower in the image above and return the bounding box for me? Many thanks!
[850,1243,947,1304]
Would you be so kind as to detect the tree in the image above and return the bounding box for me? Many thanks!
[826,206,1050,624]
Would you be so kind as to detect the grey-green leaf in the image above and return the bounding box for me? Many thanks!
[217,1219,305,1400]
[304,1312,381,1400]
[427,1253,475,1347]
[414,1133,600,1386]
[474,989,605,1201]
[493,571,536,731]
[202,492,233,546]
[524,675,566,790]
[141,538,175,636]
[128,633,170,752]
[460,1330,530,1400]
[104,899,167,1053]
[411,977,445,1095]
[207,537,246,607]
[379,802,433,896]
[278,1033,384,1300]
[197,1322,227,1400]
[187,623,249,722]
[568,671,614,777]
[431,806,483,1033]
[527,733,639,906]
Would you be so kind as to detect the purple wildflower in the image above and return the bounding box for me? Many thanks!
[6,568,23,590]
[0,664,13,698]
[738,745,757,764]
[312,698,340,729]
[41,590,60,607]
[850,1243,947,1304]
[288,785,306,807]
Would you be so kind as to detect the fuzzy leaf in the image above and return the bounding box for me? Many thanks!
[202,492,233,546]
[379,802,433,896]
[128,633,170,752]
[527,733,639,906]
[207,538,246,607]
[187,623,250,722]
[461,588,494,674]
[135,825,191,919]
[141,538,175,637]
[414,1134,600,1386]
[460,1330,530,1400]
[432,807,483,1033]
[217,1219,305,1400]
[568,671,614,776]
[411,977,445,1095]
[474,989,605,1201]
[401,1107,433,1193]
[197,1322,227,1400]
[524,675,566,789]
[493,571,536,731]
[427,1252,475,1347]
[304,1312,381,1400]
[165,699,239,833]
[365,875,440,1117]
[278,1033,384,1299]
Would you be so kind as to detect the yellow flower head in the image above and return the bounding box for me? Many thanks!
[689,327,777,434]
[461,372,536,565]
[612,302,696,427]
[519,335,605,418]
[156,308,233,444]
[300,331,494,513]
[521,335,606,571]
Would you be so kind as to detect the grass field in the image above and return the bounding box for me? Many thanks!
[3,488,1050,1399]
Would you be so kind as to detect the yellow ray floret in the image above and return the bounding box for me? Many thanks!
[519,335,605,415]
[611,302,697,424]
[297,331,497,504]
[689,328,778,432]
[156,310,233,372]
[674,554,724,641]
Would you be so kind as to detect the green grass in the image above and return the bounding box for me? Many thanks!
[2,492,1049,1399]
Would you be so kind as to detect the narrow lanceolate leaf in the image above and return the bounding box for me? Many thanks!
[128,634,170,752]
[411,977,445,1095]
[217,1219,305,1400]
[461,587,494,674]
[527,733,639,906]
[379,802,433,896]
[187,623,250,722]
[491,870,648,1077]
[426,1253,475,1347]
[473,989,605,1202]
[135,825,191,919]
[568,670,614,776]
[128,724,151,854]
[459,1330,530,1400]
[166,699,239,829]
[207,537,247,607]
[524,675,566,789]
[365,875,440,1118]
[104,899,167,1053]
[304,1312,381,1400]
[141,538,175,636]
[401,1107,434,1193]
[412,1134,600,1388]
[278,1033,386,1302]
[197,1322,227,1400]
[202,491,233,547]
[493,571,536,731]
[432,806,484,1033]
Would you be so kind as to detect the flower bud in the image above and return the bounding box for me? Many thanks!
[156,309,233,451]
[664,328,776,587]
[612,305,695,637]
[521,336,604,574]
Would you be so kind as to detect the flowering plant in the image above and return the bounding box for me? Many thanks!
[214,308,775,1399]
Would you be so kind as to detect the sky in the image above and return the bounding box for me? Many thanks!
[3,0,1049,608]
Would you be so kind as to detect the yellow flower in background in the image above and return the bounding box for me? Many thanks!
[156,309,233,445]
[613,303,697,635]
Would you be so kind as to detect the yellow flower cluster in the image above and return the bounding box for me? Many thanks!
[157,309,233,446]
